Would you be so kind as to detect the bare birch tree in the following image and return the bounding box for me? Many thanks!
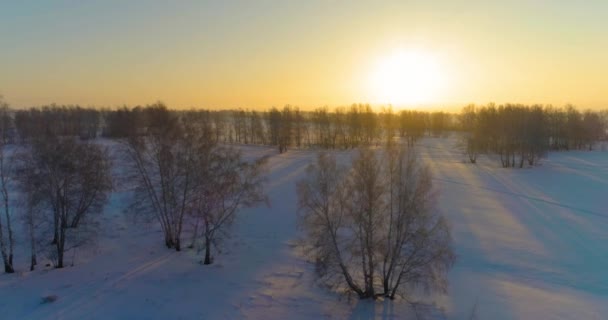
[189,147,268,265]
[126,104,268,258]
[297,145,454,300]
[0,103,15,273]
[125,104,205,251]
[380,144,454,299]
[296,152,364,295]
[16,138,112,268]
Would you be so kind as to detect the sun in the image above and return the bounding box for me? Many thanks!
[369,50,445,106]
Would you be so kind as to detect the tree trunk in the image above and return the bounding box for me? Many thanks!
[382,277,390,298]
[52,204,59,245]
[52,211,59,244]
[165,238,174,249]
[56,246,64,268]
[0,222,14,273]
[203,236,212,265]
[30,254,37,271]
[29,211,37,271]
[3,260,13,273]
[56,224,65,268]
[189,218,200,249]
[175,237,181,252]
[3,201,14,274]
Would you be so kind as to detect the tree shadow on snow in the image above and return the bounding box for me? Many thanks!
[347,299,441,320]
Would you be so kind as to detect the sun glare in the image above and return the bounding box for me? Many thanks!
[369,50,445,106]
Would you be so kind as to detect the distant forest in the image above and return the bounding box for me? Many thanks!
[3,102,608,167]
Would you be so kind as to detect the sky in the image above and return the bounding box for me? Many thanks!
[1,0,607,110]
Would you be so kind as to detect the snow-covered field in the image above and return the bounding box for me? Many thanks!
[1,136,607,319]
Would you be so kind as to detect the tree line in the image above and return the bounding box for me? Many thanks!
[12,103,604,166]
[99,104,455,151]
[9,103,456,151]
[460,104,607,167]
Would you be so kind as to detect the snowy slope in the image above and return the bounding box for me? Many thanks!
[1,137,607,319]
[420,137,608,319]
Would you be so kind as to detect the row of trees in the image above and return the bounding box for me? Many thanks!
[460,104,607,167]
[7,103,607,160]
[15,105,100,141]
[0,101,268,272]
[0,99,113,271]
[8,104,453,151]
[102,105,454,151]
[200,106,453,151]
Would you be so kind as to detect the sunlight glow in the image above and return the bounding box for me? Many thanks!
[369,50,445,105]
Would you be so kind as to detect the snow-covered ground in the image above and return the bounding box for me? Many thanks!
[1,136,607,319]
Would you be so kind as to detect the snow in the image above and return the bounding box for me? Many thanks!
[1,136,607,319]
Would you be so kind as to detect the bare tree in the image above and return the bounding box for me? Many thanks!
[459,105,479,163]
[582,110,605,150]
[189,146,268,265]
[279,106,293,153]
[0,99,14,144]
[346,148,385,297]
[297,145,454,300]
[399,111,426,147]
[0,103,15,273]
[380,144,454,299]
[296,152,362,295]
[16,137,112,268]
[22,190,43,271]
[125,104,192,251]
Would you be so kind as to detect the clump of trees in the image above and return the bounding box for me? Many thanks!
[15,105,100,141]
[0,97,113,271]
[0,99,273,272]
[125,103,268,264]
[0,99,272,272]
[101,106,143,138]
[16,137,112,268]
[296,144,454,300]
[124,104,190,250]
[399,110,428,146]
[459,104,607,167]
